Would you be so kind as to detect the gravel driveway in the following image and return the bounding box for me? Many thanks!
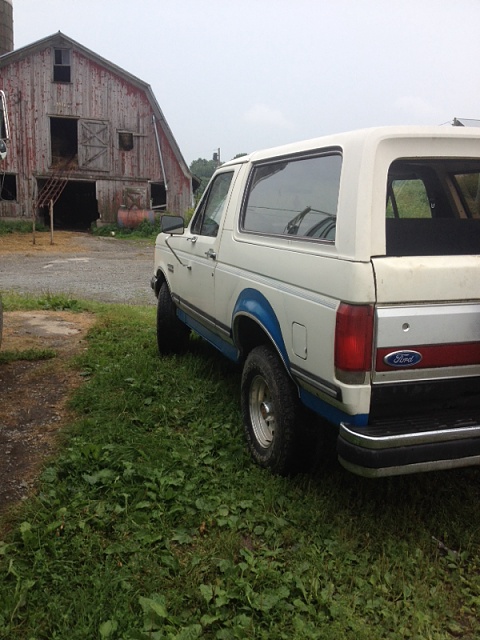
[0,234,156,305]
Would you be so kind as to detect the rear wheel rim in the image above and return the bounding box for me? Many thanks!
[249,374,276,449]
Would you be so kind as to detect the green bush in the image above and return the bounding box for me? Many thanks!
[90,223,126,237]
[184,207,195,226]
[91,220,161,239]
[92,211,194,239]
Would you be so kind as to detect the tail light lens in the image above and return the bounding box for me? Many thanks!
[335,303,374,383]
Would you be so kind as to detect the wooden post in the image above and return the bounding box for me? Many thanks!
[32,209,36,245]
[49,199,54,245]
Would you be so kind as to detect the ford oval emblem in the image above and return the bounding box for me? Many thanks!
[383,350,423,368]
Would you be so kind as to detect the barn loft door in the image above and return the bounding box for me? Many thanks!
[78,119,110,171]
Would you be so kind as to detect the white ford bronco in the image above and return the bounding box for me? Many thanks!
[152,125,480,477]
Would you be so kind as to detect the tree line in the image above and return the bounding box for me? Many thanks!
[190,154,247,199]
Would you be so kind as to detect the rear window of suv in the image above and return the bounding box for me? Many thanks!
[241,152,342,242]
[386,159,480,256]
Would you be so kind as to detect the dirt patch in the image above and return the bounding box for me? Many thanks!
[0,230,153,521]
[0,311,95,517]
[1,230,154,305]
[0,230,90,255]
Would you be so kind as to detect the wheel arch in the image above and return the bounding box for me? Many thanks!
[153,268,168,297]
[232,288,290,371]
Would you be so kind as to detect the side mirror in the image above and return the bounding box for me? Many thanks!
[161,215,185,235]
[0,139,6,161]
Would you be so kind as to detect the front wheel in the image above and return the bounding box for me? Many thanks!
[156,281,190,355]
[241,345,299,475]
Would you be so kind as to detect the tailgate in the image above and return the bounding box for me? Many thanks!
[340,255,480,476]
[372,256,480,383]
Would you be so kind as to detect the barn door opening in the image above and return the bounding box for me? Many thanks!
[37,179,97,230]
[50,116,78,166]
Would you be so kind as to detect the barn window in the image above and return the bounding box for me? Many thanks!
[0,173,17,201]
[53,48,71,83]
[151,182,167,210]
[118,131,134,151]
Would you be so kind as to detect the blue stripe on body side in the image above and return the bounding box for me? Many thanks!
[177,308,240,362]
[300,388,369,427]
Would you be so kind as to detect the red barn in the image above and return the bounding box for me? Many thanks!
[0,31,192,228]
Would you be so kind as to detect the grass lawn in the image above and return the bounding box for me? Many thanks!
[0,294,479,639]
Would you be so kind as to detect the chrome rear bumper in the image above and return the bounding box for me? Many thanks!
[337,415,480,477]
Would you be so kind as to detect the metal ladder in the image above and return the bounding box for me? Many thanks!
[35,160,76,209]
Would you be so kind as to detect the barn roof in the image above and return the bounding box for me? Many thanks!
[0,31,191,178]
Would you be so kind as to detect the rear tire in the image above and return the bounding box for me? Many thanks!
[156,281,190,355]
[241,345,299,475]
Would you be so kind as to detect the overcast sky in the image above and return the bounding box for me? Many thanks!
[12,0,480,164]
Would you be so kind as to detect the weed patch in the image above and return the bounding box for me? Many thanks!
[0,348,56,364]
[92,218,162,239]
[0,301,479,638]
[0,220,47,235]
[1,292,98,313]
[92,210,194,240]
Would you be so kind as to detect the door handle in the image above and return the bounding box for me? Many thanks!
[205,248,217,260]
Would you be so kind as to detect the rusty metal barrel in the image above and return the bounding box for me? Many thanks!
[117,207,155,229]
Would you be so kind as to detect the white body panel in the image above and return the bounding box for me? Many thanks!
[372,256,480,304]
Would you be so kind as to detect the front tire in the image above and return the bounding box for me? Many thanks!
[241,345,299,475]
[156,281,190,355]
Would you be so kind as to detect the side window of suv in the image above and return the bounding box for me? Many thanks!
[191,172,234,237]
[386,178,432,219]
[241,152,342,241]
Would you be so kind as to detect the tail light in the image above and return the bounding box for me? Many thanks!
[335,303,374,383]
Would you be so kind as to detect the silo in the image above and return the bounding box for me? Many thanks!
[0,0,13,56]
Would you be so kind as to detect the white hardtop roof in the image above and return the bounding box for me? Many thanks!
[221,125,480,167]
